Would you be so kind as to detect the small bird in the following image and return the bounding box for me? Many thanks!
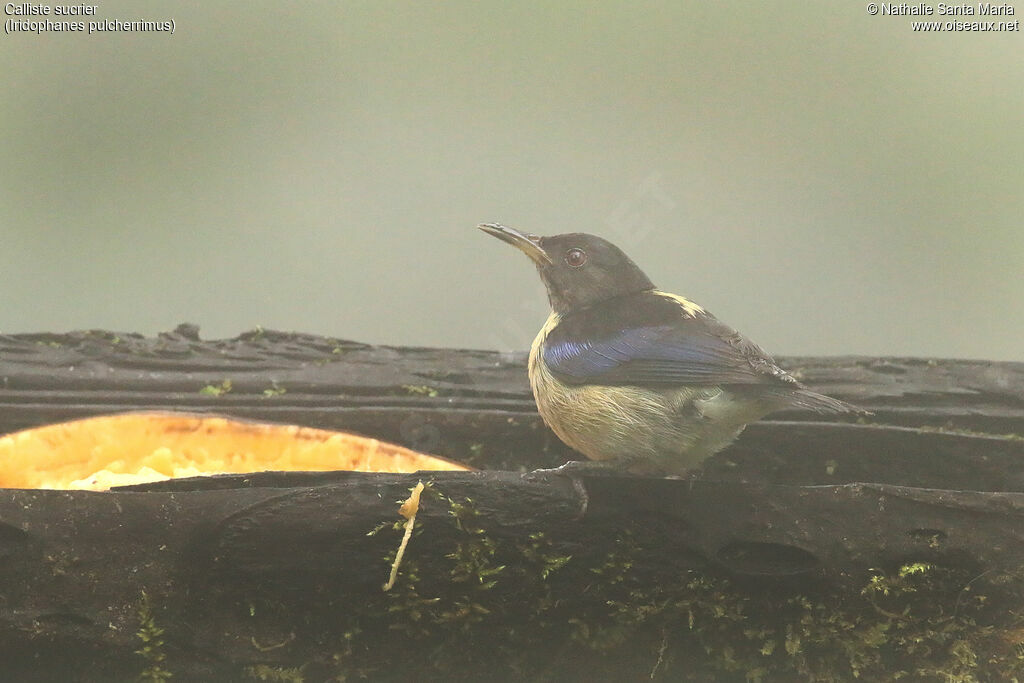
[479,223,864,476]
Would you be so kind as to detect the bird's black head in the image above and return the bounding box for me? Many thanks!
[479,223,655,315]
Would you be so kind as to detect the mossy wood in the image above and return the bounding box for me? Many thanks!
[0,327,1022,681]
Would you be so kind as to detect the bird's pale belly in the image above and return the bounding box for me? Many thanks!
[529,322,773,474]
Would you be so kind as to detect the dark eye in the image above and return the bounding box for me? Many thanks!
[565,248,587,268]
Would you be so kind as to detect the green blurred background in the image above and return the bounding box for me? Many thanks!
[2,1,1021,360]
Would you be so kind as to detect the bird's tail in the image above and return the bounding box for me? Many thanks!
[787,388,869,415]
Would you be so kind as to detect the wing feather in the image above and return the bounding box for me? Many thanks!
[543,292,797,388]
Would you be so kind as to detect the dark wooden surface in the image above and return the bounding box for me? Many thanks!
[0,326,1022,680]
[2,324,1022,469]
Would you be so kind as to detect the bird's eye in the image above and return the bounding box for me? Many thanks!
[565,248,588,268]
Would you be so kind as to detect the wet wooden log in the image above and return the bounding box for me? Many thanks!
[0,469,1021,680]
[2,324,1022,472]
[0,326,1022,680]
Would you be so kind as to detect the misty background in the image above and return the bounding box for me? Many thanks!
[2,1,1021,361]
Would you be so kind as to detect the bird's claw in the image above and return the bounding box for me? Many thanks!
[525,460,604,477]
[522,462,591,518]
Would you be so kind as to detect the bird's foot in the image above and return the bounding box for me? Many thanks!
[522,461,603,518]
[527,459,621,477]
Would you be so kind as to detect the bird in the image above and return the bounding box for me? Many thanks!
[478,223,865,476]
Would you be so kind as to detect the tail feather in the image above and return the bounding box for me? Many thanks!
[788,388,869,415]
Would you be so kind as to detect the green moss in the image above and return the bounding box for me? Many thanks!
[262,381,287,397]
[519,531,572,580]
[84,330,124,344]
[386,490,1023,678]
[136,591,172,682]
[443,495,505,589]
[401,384,439,397]
[199,379,233,396]
[564,558,1024,681]
[307,338,349,365]
[224,486,1024,681]
[378,493,509,640]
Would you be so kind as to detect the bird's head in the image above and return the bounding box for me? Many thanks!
[479,223,655,315]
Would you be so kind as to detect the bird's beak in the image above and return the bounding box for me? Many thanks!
[478,223,552,265]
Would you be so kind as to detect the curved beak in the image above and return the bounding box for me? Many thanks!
[477,223,552,265]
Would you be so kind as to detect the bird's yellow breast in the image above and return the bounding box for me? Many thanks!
[528,310,562,377]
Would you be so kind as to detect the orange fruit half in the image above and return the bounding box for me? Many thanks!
[0,412,468,490]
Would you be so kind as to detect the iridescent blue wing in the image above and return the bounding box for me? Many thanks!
[542,292,796,387]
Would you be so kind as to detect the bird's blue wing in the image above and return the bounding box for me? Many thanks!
[542,293,795,387]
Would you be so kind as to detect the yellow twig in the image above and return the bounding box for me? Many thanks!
[383,480,425,592]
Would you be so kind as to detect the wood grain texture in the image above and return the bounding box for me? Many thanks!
[0,326,1021,680]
